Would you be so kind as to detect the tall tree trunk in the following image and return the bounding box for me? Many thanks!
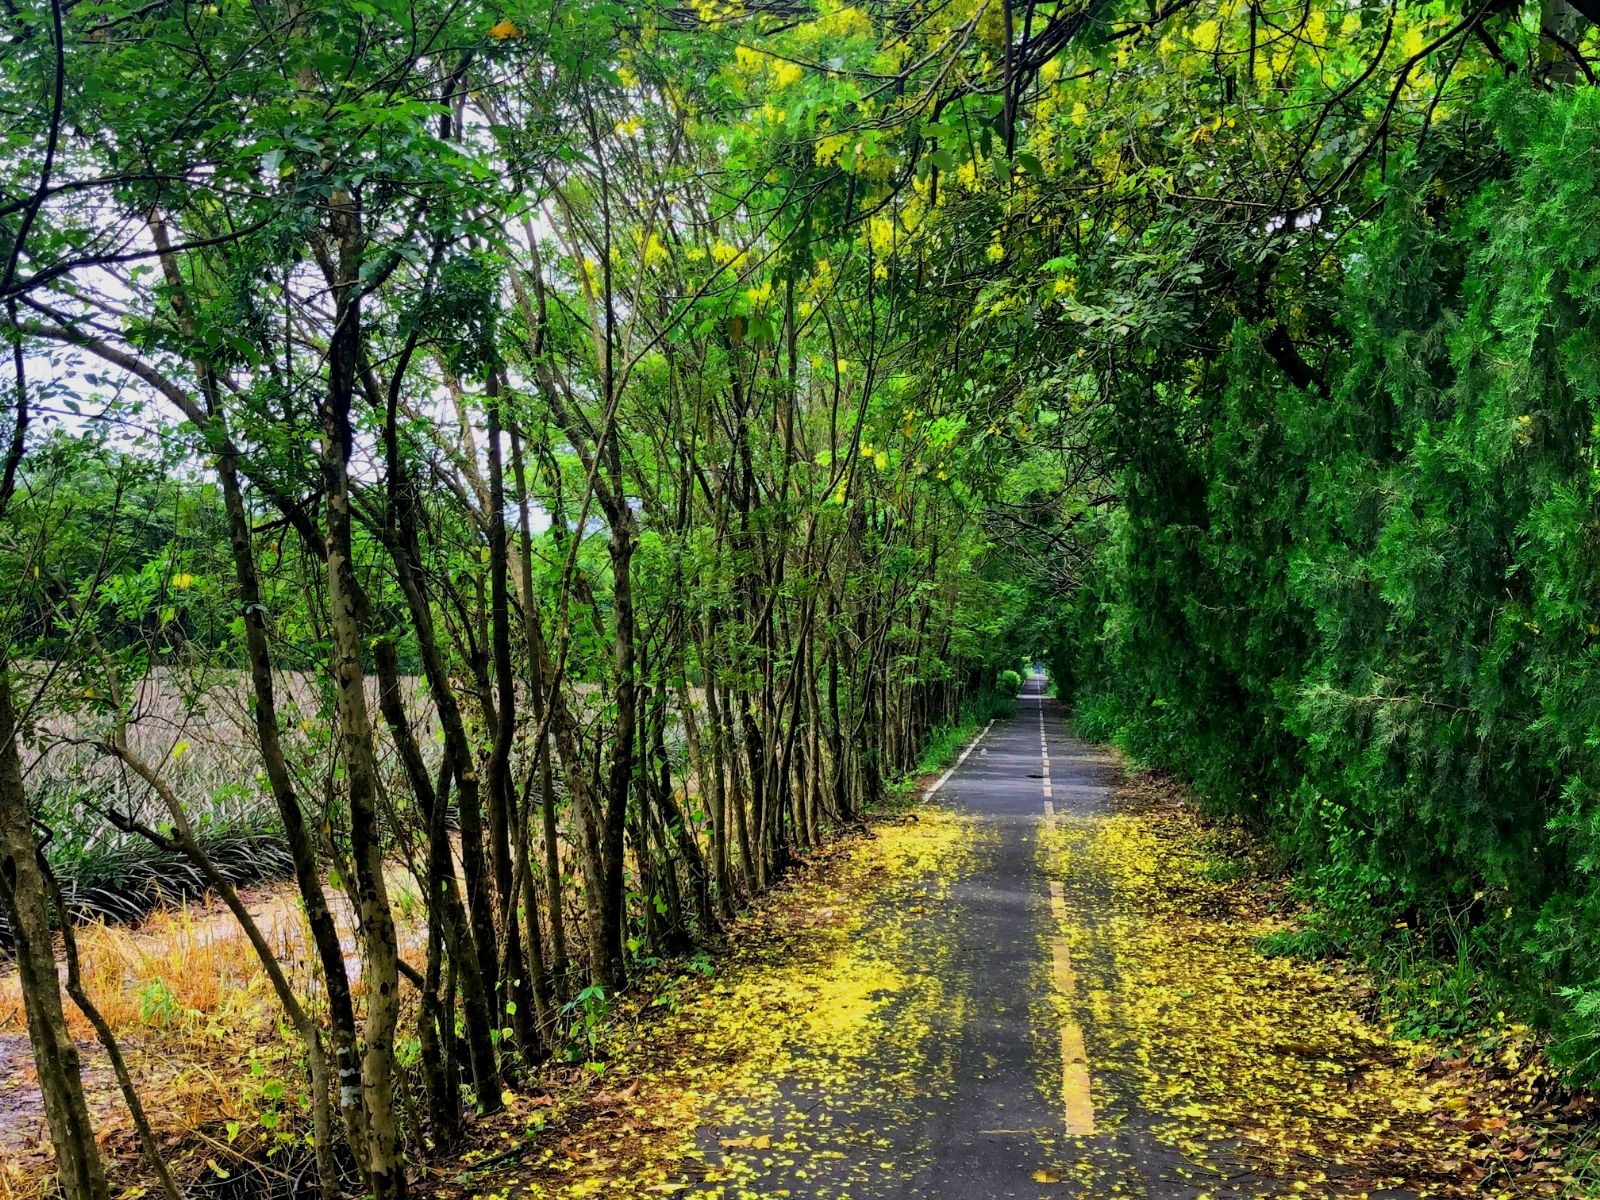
[826,633,848,821]
[649,684,714,938]
[593,450,636,991]
[322,230,407,1199]
[514,750,554,1038]
[509,427,571,1000]
[0,673,110,1200]
[701,630,748,898]
[539,741,569,999]
[371,638,500,1108]
[418,764,462,1147]
[216,450,367,1173]
[485,379,539,1058]
[676,666,734,920]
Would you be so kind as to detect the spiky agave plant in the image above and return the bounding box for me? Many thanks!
[0,777,296,953]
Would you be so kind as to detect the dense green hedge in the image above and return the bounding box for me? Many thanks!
[1054,84,1600,1078]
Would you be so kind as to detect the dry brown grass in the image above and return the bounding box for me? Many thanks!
[0,874,438,1198]
[0,897,301,1192]
[0,662,661,1196]
[58,905,294,1038]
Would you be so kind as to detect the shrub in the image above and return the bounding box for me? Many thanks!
[1052,83,1600,1082]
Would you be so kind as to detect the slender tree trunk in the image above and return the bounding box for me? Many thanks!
[701,633,747,901]
[418,762,461,1147]
[372,638,500,1108]
[514,751,553,1038]
[725,693,758,891]
[539,742,569,999]
[509,427,571,1001]
[151,210,356,1192]
[0,672,110,1200]
[590,433,637,991]
[825,629,848,821]
[46,866,181,1200]
[322,237,407,1199]
[485,379,539,1058]
[676,667,734,921]
[649,685,714,937]
[215,451,367,1172]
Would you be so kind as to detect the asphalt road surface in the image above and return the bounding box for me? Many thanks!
[680,672,1280,1199]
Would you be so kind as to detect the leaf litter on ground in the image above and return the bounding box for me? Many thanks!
[1040,766,1590,1198]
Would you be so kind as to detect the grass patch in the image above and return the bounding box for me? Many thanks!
[1198,856,1255,884]
[1256,927,1339,960]
[913,719,978,774]
[885,689,1013,800]
[1377,925,1499,1043]
[885,718,975,800]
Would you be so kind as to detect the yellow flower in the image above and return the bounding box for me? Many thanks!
[869,216,897,255]
[1191,18,1221,50]
[815,133,848,165]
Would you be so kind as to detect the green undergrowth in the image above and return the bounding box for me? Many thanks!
[1112,752,1553,1061]
[886,720,975,801]
[1251,897,1511,1046]
[888,689,1015,800]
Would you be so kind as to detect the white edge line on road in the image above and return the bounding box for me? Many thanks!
[926,719,995,798]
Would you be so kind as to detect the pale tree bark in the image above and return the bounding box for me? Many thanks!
[322,200,407,1200]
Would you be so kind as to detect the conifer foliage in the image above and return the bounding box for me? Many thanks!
[1056,84,1600,1078]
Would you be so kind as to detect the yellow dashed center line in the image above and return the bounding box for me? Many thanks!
[1048,879,1096,1135]
[1041,697,1096,1137]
